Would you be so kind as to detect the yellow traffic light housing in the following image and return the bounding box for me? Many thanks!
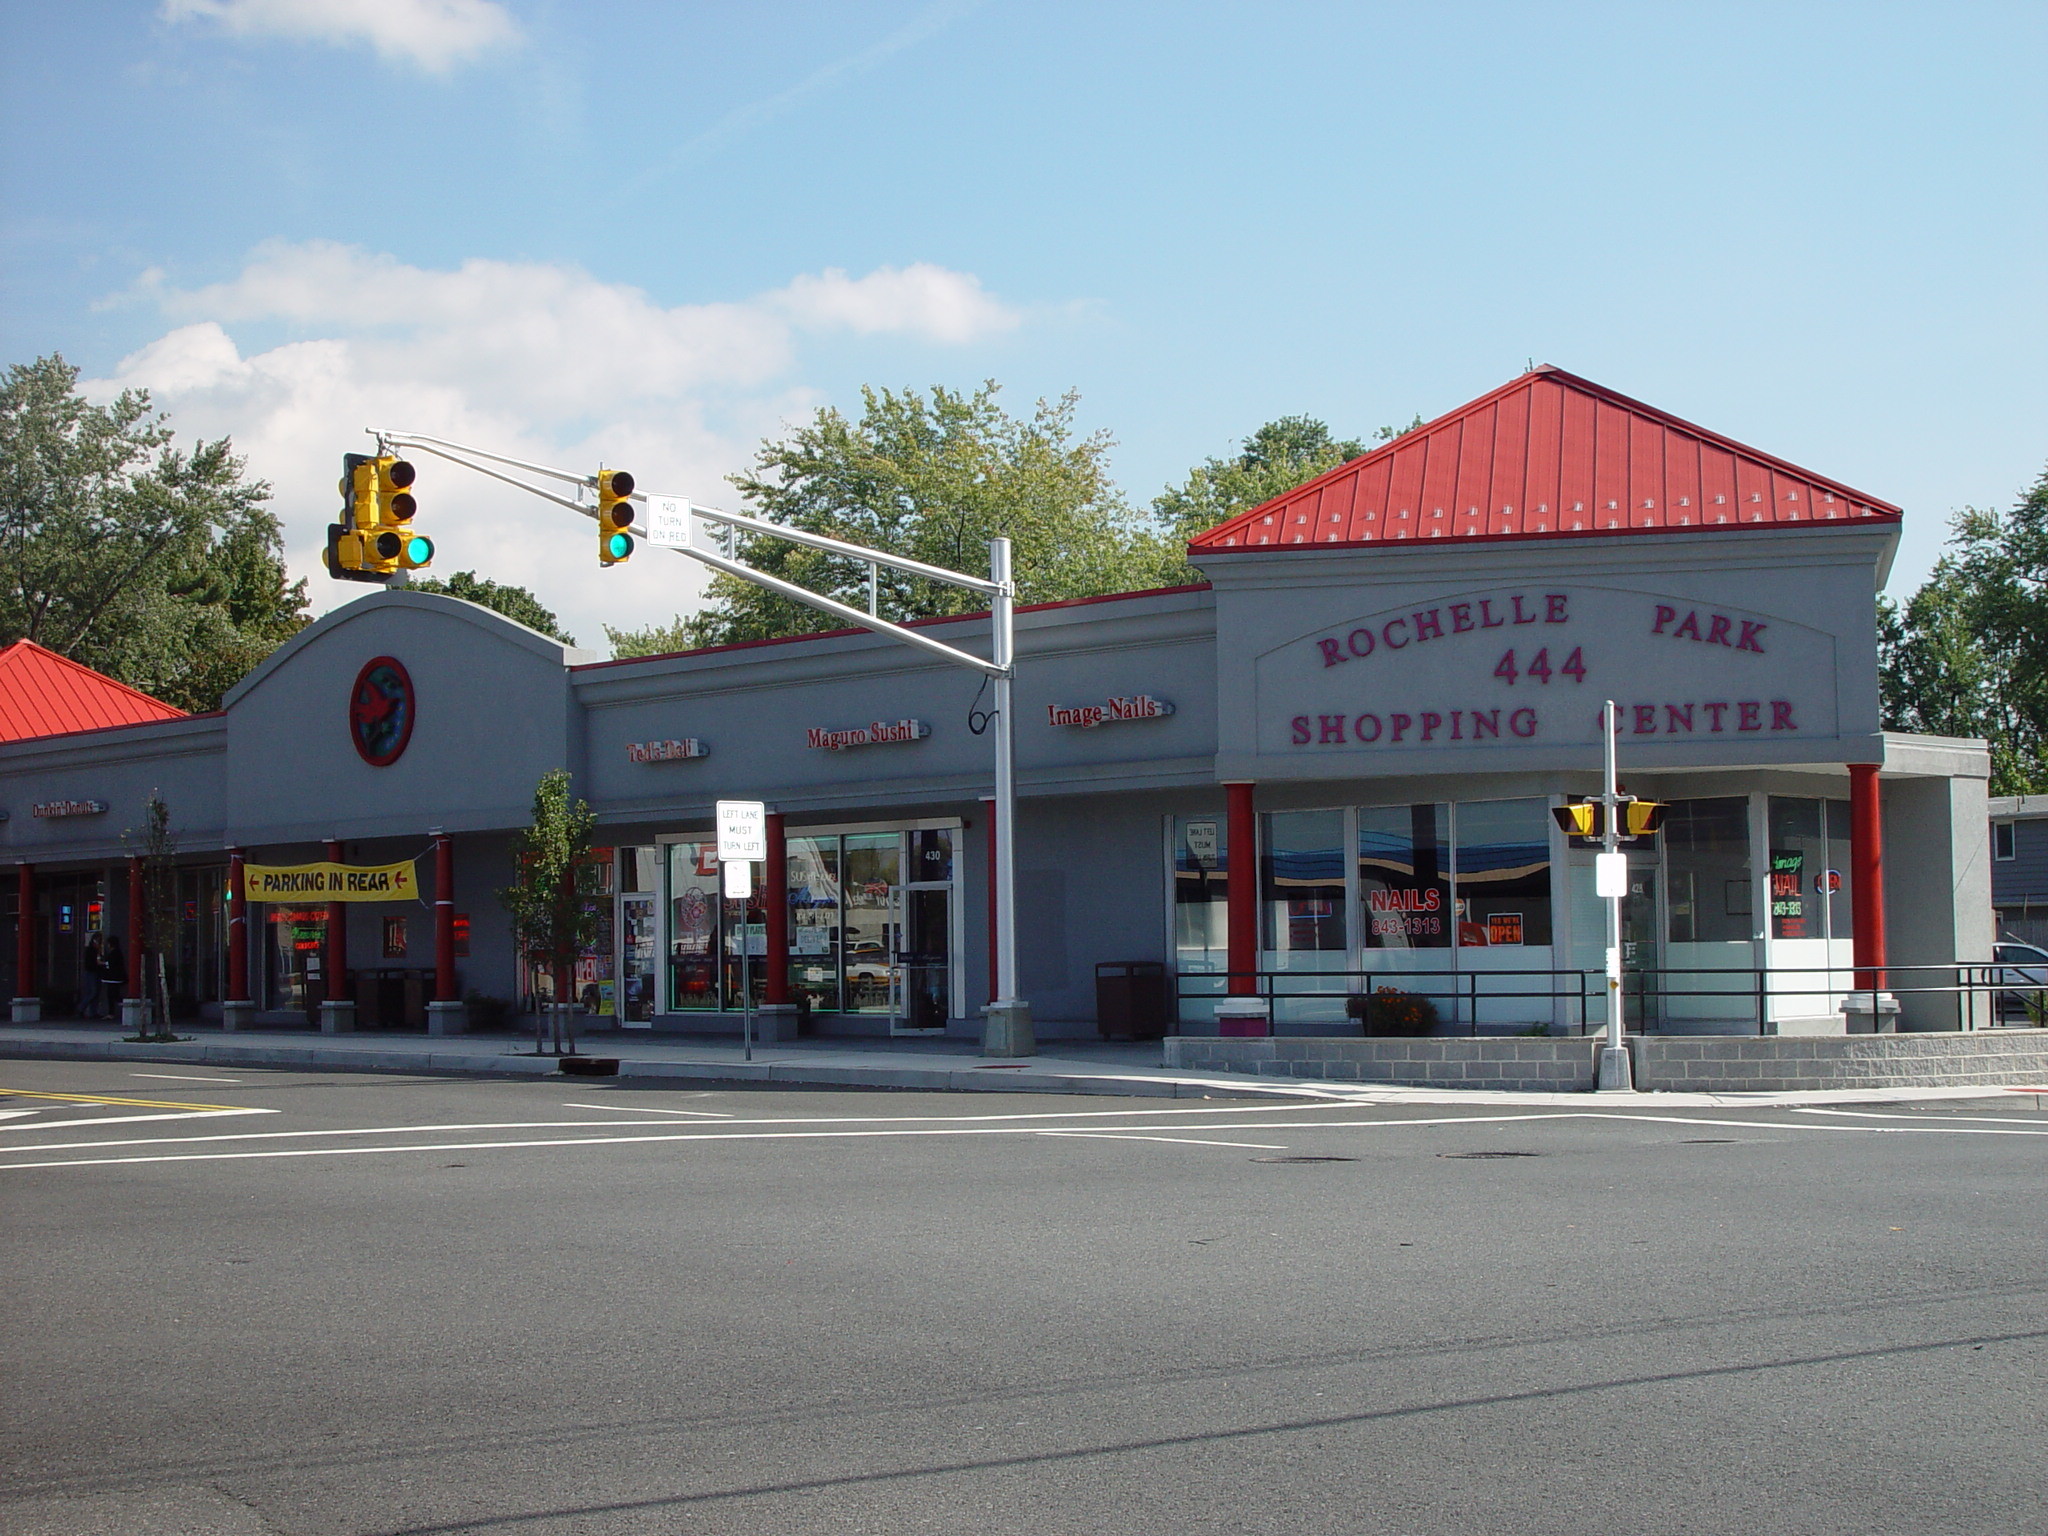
[598,469,635,565]
[326,453,429,581]
[1624,801,1667,837]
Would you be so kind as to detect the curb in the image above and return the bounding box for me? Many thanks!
[0,1038,1215,1099]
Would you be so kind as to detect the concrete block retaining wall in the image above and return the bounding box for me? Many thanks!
[1162,1031,2048,1093]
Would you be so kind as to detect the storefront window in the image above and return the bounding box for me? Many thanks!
[1767,797,1853,942]
[1172,814,1228,973]
[1358,804,1451,950]
[667,841,720,1009]
[1452,799,1551,947]
[787,835,842,1013]
[840,833,898,1013]
[1261,810,1346,959]
[1665,798,1754,944]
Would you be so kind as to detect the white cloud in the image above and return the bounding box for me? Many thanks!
[161,0,520,73]
[87,245,1021,651]
[775,264,1021,344]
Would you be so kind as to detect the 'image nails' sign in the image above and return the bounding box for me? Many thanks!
[1047,695,1175,729]
[806,719,930,751]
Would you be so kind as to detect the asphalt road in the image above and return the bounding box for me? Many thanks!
[1,1063,2043,1536]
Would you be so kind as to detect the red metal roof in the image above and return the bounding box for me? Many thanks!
[0,640,187,742]
[1187,366,1902,552]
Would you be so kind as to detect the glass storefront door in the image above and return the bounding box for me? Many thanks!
[1620,852,1661,1027]
[897,885,951,1033]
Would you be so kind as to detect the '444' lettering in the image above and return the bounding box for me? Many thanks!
[1495,647,1584,685]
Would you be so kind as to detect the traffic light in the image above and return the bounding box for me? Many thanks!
[376,457,433,572]
[326,452,383,583]
[598,469,635,565]
[326,454,430,581]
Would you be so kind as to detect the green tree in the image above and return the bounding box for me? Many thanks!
[1152,416,1371,545]
[411,570,576,645]
[1880,465,2048,795]
[497,769,600,1054]
[0,353,307,711]
[121,791,182,1042]
[669,382,1177,649]
[604,616,693,660]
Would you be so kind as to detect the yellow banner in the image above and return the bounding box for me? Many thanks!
[244,860,421,903]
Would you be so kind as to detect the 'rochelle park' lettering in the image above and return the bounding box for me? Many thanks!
[1317,593,1569,667]
[1651,605,1766,653]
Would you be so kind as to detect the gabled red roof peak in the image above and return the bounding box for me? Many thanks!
[1188,366,1901,552]
[0,640,188,743]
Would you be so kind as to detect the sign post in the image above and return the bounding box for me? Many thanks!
[1595,701,1635,1092]
[718,801,764,1061]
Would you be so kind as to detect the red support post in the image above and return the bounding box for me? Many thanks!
[227,849,249,1003]
[1225,782,1258,996]
[982,797,998,1002]
[1849,763,1887,990]
[126,855,144,1001]
[434,835,456,1004]
[13,863,33,1004]
[763,813,789,1006]
[324,839,348,1003]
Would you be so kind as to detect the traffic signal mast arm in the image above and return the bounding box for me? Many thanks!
[367,430,1008,678]
[365,425,1032,1054]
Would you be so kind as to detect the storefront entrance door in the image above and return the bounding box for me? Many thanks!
[1621,853,1661,1028]
[893,886,951,1034]
[619,894,656,1026]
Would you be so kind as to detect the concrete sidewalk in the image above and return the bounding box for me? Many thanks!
[3,1019,2043,1109]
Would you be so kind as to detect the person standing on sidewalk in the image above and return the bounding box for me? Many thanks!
[77,935,106,1020]
[98,935,125,1021]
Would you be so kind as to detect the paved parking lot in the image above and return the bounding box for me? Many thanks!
[3,1062,2043,1535]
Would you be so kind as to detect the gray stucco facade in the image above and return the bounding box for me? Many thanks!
[0,516,1995,1040]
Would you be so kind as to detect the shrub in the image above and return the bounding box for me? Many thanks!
[1346,986,1439,1037]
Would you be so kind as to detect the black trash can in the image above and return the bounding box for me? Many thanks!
[1096,960,1170,1040]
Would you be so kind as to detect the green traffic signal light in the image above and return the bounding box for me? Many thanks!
[403,533,433,567]
[603,529,632,561]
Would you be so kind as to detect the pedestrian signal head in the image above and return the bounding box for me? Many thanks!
[1551,803,1601,838]
[1624,801,1666,837]
[598,468,635,566]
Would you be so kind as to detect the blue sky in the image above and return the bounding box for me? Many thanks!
[2,1,2042,650]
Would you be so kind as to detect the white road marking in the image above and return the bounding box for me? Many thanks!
[561,1102,735,1117]
[1796,1107,2048,1126]
[129,1073,245,1084]
[0,1109,275,1131]
[0,1109,40,1122]
[1036,1130,1289,1150]
[0,1100,1458,1153]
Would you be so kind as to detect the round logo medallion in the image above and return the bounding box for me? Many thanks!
[350,656,415,766]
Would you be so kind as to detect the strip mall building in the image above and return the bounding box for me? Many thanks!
[1,369,1993,1040]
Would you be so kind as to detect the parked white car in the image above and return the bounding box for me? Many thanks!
[1992,940,2048,1022]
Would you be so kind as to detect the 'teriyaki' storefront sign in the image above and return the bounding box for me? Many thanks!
[1256,585,1838,758]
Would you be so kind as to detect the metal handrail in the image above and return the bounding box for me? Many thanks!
[1172,960,2045,1036]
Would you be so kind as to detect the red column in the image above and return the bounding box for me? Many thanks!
[227,849,249,1003]
[13,863,32,1002]
[1849,763,1887,989]
[324,839,348,1003]
[763,813,789,1005]
[126,856,144,1000]
[434,836,456,1004]
[1225,782,1258,996]
[982,796,999,1002]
